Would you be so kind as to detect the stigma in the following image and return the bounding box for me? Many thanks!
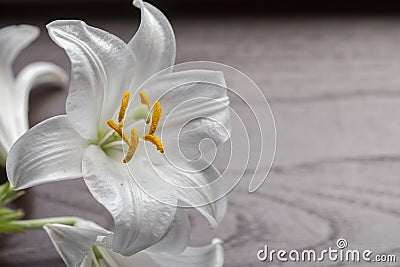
[107,90,165,163]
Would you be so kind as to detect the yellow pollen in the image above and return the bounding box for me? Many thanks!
[123,128,139,163]
[144,134,164,153]
[107,120,130,145]
[143,101,164,152]
[140,91,151,124]
[107,90,165,163]
[139,91,151,110]
[118,91,130,124]
[149,101,162,135]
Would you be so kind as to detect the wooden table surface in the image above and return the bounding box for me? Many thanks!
[2,16,400,266]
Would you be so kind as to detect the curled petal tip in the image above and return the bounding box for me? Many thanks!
[14,24,40,37]
[54,67,69,85]
[133,0,141,8]
[42,63,69,85]
[212,238,223,245]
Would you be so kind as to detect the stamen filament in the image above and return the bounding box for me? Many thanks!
[102,141,126,149]
[98,130,115,146]
[140,91,151,124]
[107,120,130,145]
[106,90,165,163]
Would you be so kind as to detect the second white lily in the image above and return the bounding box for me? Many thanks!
[44,219,224,267]
[0,25,67,166]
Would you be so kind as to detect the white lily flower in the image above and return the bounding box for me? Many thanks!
[44,219,224,267]
[7,0,230,257]
[0,25,68,166]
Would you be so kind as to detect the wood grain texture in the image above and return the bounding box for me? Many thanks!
[2,17,400,266]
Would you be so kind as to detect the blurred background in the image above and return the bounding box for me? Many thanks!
[4,0,400,16]
[3,0,400,266]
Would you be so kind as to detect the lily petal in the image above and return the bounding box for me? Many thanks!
[0,25,39,87]
[46,220,223,267]
[158,79,230,168]
[139,69,226,103]
[148,239,225,267]
[44,221,112,267]
[0,116,12,166]
[157,161,227,228]
[0,25,40,164]
[137,70,229,227]
[47,20,135,140]
[128,0,176,87]
[98,247,157,267]
[99,239,224,267]
[159,79,229,131]
[139,71,229,149]
[149,209,190,255]
[0,141,8,167]
[6,115,89,189]
[0,113,18,167]
[82,145,178,256]
[135,70,230,162]
[13,62,68,138]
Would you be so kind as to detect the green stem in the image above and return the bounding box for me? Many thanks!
[9,216,80,230]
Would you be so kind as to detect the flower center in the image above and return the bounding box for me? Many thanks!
[106,91,164,163]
